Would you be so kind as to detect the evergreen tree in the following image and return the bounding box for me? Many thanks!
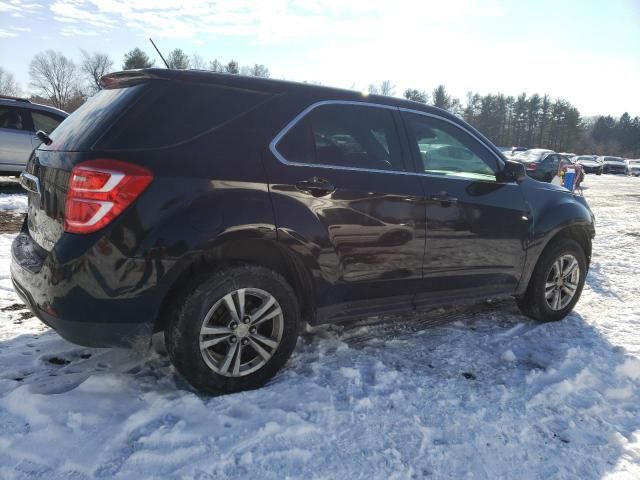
[166,49,190,69]
[404,88,428,103]
[225,60,239,74]
[122,48,154,70]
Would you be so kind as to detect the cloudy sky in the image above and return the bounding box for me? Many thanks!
[1,0,639,116]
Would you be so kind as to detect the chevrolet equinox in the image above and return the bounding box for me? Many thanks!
[12,69,595,394]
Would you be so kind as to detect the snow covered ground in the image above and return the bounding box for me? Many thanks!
[0,175,639,479]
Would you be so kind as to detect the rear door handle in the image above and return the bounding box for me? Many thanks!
[430,192,458,206]
[295,177,335,197]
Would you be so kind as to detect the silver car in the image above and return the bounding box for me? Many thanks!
[0,96,68,175]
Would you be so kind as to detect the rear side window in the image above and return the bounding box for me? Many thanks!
[0,106,29,131]
[275,103,406,171]
[97,82,271,150]
[31,111,63,134]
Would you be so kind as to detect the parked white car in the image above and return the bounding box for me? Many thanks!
[626,159,640,177]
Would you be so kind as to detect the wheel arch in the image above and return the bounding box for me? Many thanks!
[153,237,316,334]
[517,202,594,297]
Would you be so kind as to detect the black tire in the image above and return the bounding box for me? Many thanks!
[516,238,586,322]
[165,265,300,395]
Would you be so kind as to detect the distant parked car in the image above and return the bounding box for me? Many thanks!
[513,149,572,182]
[626,159,640,177]
[0,95,68,175]
[600,156,626,175]
[575,155,602,175]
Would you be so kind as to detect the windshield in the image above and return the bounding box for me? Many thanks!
[518,150,550,161]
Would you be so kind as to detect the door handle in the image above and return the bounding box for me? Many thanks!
[295,177,335,197]
[429,192,458,206]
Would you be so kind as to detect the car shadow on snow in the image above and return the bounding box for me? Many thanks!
[0,300,639,478]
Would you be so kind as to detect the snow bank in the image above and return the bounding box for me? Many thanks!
[0,194,27,215]
[0,175,639,479]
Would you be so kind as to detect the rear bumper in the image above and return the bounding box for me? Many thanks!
[10,228,158,348]
[12,276,152,347]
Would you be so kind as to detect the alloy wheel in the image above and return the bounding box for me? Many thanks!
[199,288,284,377]
[544,254,580,311]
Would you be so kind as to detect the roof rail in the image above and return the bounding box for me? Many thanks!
[0,95,31,103]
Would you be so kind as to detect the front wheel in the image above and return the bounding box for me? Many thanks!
[166,265,300,395]
[517,238,587,322]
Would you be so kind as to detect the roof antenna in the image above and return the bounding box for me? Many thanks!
[149,38,169,68]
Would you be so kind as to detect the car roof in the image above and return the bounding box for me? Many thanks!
[102,68,463,124]
[0,96,68,117]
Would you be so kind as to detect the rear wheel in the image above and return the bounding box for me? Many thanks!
[516,238,586,322]
[166,265,299,394]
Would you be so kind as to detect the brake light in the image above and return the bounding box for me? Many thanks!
[64,159,153,234]
[526,162,537,171]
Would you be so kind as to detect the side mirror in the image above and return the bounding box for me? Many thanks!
[496,160,526,183]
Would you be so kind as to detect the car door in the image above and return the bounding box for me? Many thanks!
[0,105,34,171]
[400,110,530,305]
[266,102,426,322]
[543,154,561,181]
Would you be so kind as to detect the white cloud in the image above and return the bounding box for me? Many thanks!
[47,0,506,42]
[0,0,42,12]
[0,29,18,38]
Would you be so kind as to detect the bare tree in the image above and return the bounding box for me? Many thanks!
[29,50,77,109]
[190,53,207,70]
[80,50,113,92]
[0,67,20,96]
[367,84,379,94]
[249,64,270,78]
[209,59,225,72]
[379,80,395,96]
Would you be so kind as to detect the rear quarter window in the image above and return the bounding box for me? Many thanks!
[43,84,144,151]
[96,81,271,150]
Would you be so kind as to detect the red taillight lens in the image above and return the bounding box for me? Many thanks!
[64,159,153,234]
[526,162,537,171]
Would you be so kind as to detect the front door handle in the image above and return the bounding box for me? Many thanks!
[295,177,335,197]
[430,192,458,207]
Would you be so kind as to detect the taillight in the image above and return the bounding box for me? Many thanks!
[526,162,537,171]
[64,159,152,234]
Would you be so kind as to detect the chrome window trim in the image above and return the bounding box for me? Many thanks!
[269,100,511,183]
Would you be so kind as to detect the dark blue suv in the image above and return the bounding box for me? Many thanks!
[12,69,595,394]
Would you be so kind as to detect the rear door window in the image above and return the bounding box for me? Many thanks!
[275,103,407,172]
[31,111,64,134]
